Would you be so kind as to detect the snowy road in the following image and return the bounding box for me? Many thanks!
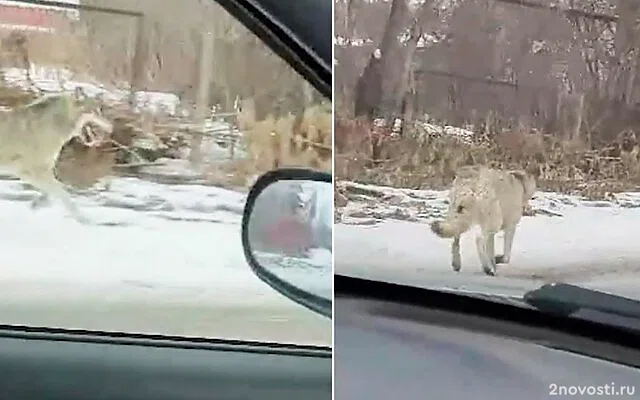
[0,172,330,346]
[336,182,640,301]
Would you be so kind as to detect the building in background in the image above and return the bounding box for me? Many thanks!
[0,0,79,33]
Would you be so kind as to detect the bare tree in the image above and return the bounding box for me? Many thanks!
[354,0,461,129]
[610,0,640,105]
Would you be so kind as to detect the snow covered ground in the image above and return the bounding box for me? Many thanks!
[336,181,640,301]
[2,66,180,114]
[0,65,329,345]
[0,171,330,345]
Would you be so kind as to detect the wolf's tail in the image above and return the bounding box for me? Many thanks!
[430,217,470,238]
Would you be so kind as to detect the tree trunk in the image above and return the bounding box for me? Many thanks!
[346,0,357,39]
[354,53,382,119]
[611,1,640,105]
[189,30,214,167]
[353,0,453,129]
[354,0,413,122]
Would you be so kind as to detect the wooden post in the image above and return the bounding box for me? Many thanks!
[230,109,240,160]
[229,135,236,160]
[130,15,148,108]
[625,53,638,107]
[190,30,214,167]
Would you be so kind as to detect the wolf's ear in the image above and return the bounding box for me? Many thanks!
[509,170,531,188]
[510,170,537,197]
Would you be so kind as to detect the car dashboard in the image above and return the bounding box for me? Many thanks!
[335,296,640,400]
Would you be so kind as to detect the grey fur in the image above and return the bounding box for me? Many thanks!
[430,166,536,276]
[0,93,112,223]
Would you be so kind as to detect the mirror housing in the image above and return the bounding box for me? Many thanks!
[241,168,332,318]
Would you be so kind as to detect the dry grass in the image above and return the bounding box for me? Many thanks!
[0,81,331,192]
[54,138,119,189]
[207,101,333,188]
[336,118,640,200]
[54,96,333,191]
[238,100,331,169]
[54,117,137,189]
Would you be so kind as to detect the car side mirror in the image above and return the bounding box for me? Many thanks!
[241,168,332,318]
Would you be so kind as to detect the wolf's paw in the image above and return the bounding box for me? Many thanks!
[482,263,496,276]
[430,221,442,235]
[452,260,461,272]
[30,194,50,210]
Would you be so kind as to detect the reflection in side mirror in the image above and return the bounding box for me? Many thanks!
[241,168,332,318]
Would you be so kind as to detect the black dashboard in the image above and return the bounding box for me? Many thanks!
[335,296,640,400]
[0,326,331,400]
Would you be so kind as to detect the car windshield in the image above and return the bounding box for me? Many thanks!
[0,0,331,346]
[335,1,640,306]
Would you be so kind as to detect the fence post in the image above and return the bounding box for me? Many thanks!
[190,30,214,167]
[229,129,236,160]
[130,14,148,108]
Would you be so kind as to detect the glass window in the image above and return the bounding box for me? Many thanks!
[0,0,331,346]
[335,0,639,300]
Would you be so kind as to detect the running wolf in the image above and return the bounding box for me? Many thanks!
[0,91,113,223]
[430,166,536,276]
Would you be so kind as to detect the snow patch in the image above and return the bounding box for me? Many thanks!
[2,66,180,115]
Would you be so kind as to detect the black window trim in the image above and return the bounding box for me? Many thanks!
[213,0,332,99]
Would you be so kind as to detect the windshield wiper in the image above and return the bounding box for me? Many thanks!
[524,283,640,323]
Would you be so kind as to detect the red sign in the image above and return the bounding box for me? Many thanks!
[0,3,69,32]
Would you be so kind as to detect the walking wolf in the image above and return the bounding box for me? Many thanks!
[0,91,113,223]
[430,166,536,276]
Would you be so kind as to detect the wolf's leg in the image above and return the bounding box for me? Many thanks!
[54,188,90,224]
[451,236,461,272]
[101,178,113,191]
[33,174,90,224]
[486,233,496,261]
[475,235,488,272]
[476,233,497,276]
[30,193,51,210]
[54,187,90,224]
[495,225,516,264]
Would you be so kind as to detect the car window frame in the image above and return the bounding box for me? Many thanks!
[0,0,332,342]
[212,0,331,98]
